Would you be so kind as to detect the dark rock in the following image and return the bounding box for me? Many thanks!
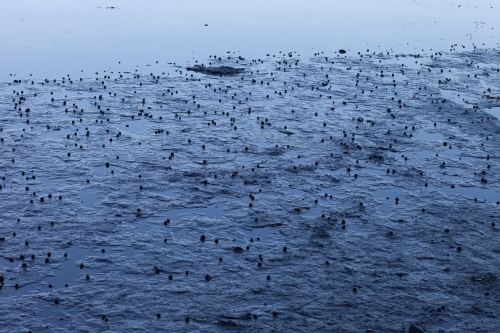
[218,320,238,326]
[470,272,497,283]
[407,324,426,333]
[369,153,384,161]
[186,65,244,76]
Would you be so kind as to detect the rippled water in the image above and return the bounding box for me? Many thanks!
[1,46,500,332]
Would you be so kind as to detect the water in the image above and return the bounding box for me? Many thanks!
[439,317,461,330]
[485,106,500,120]
[79,188,101,208]
[1,0,500,79]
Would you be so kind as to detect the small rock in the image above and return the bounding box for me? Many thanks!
[407,324,426,333]
[218,320,238,326]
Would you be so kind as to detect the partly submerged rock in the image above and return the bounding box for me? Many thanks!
[470,272,497,283]
[186,65,244,75]
[407,324,426,333]
[218,320,238,326]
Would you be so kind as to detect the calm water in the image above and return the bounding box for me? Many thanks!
[0,0,499,78]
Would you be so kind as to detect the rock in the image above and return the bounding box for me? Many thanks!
[407,324,426,333]
[186,65,244,76]
[368,153,384,161]
[470,272,497,283]
[218,320,238,326]
[233,246,244,253]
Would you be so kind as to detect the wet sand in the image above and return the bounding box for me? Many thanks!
[1,48,500,332]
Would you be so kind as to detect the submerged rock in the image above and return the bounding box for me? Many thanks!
[186,65,244,75]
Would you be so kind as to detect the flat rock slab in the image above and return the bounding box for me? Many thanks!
[186,65,244,75]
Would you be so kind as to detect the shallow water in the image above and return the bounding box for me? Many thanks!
[1,46,500,332]
[485,106,500,120]
[1,0,500,79]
